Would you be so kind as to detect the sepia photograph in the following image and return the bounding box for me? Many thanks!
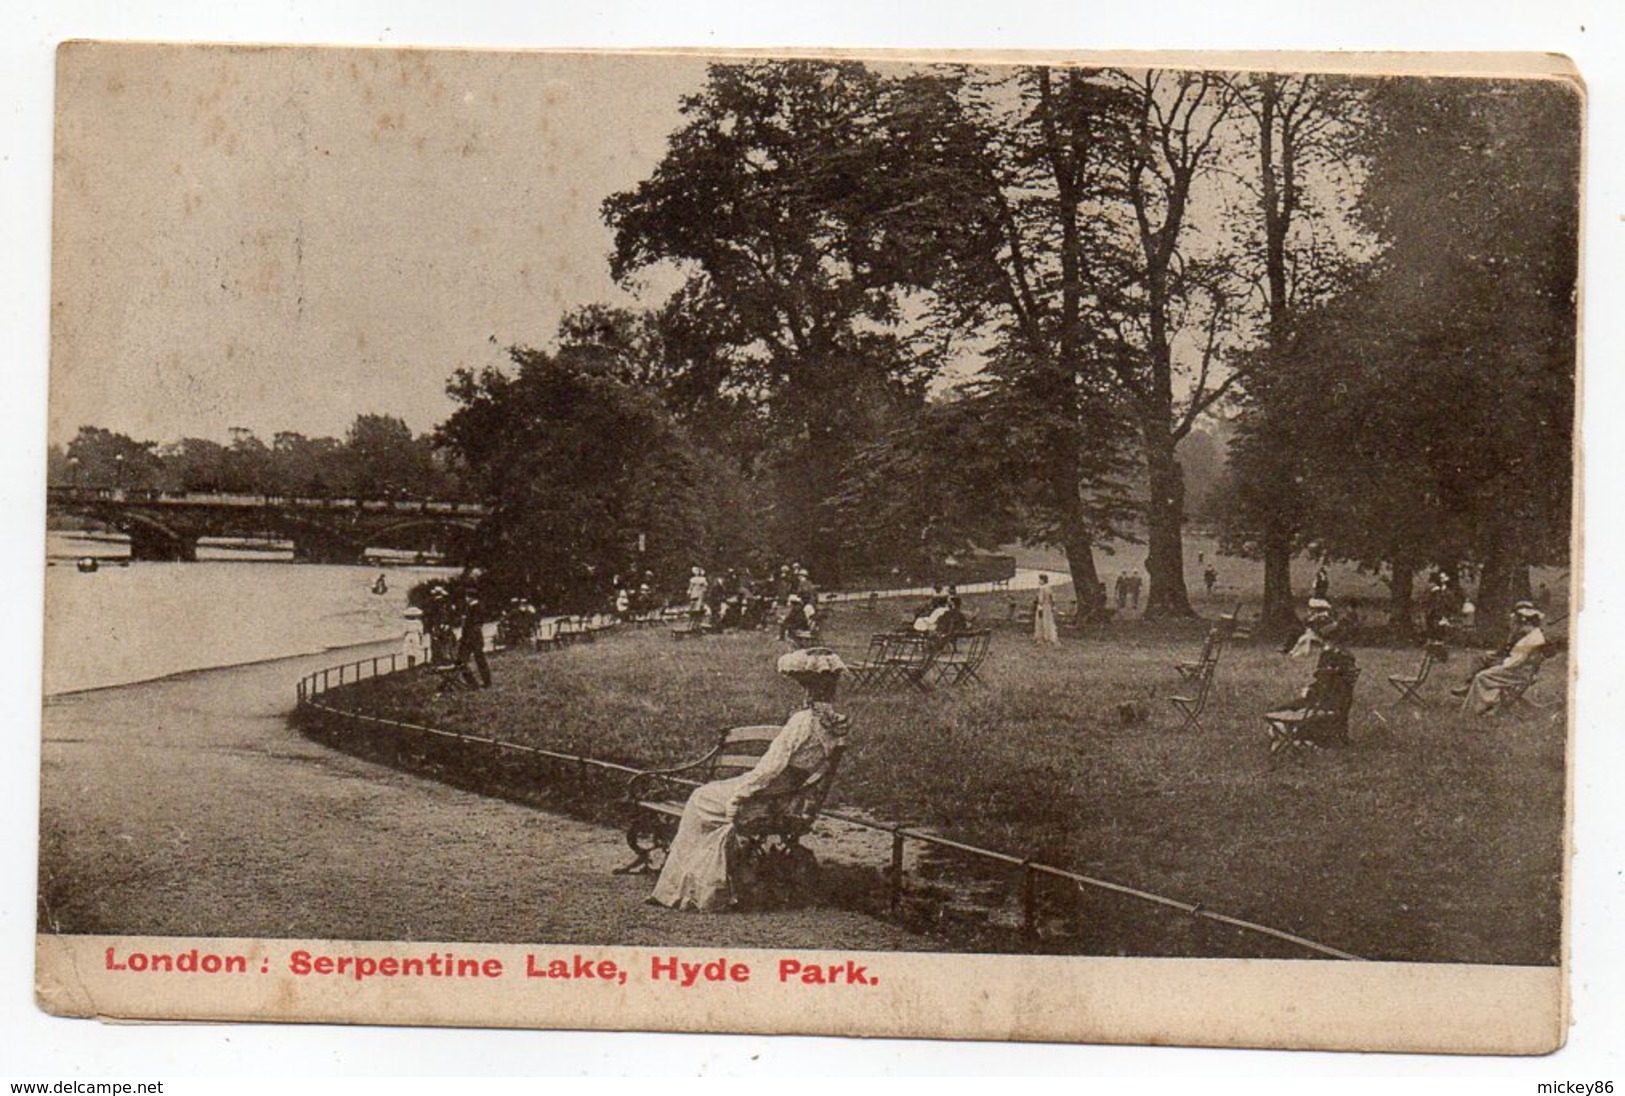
[33,42,1580,1051]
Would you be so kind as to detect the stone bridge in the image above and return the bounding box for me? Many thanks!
[47,486,487,564]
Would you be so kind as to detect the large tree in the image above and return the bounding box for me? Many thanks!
[1102,70,1250,616]
[1223,72,1366,636]
[341,414,445,500]
[1249,77,1579,629]
[603,60,965,579]
[436,345,766,612]
[833,374,1137,585]
[268,431,347,496]
[896,67,1236,611]
[1358,77,1577,623]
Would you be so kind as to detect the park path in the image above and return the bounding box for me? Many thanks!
[37,643,923,950]
[823,566,1069,604]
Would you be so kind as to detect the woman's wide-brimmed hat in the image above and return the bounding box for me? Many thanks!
[1513,601,1545,622]
[777,647,847,678]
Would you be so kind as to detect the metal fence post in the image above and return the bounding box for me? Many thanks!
[889,831,906,914]
[1022,861,1038,942]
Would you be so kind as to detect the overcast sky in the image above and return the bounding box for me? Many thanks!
[49,44,709,446]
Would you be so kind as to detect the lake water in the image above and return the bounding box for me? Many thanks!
[43,531,455,695]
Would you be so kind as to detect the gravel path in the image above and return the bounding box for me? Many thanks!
[38,644,923,950]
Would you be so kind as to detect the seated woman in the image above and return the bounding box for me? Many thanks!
[1285,598,1335,658]
[1264,619,1359,747]
[650,649,850,912]
[936,595,970,637]
[778,594,817,643]
[1458,603,1546,715]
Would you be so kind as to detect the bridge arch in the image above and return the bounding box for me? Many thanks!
[58,504,198,561]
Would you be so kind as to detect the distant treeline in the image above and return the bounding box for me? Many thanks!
[49,415,468,501]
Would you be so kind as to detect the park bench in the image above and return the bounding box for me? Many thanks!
[926,628,993,688]
[614,724,845,895]
[551,615,594,646]
[1387,639,1449,708]
[1265,665,1362,753]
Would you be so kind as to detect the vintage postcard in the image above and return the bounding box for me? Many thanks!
[37,43,1579,1051]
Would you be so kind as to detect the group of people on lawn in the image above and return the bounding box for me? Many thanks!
[1281,567,1550,733]
[400,574,494,689]
[562,553,1552,912]
[683,561,823,638]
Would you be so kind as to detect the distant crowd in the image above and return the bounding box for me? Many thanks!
[669,562,824,636]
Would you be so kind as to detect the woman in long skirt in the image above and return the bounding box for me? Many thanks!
[1034,573,1060,645]
[651,648,850,911]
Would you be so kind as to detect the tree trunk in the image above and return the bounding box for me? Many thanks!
[1388,551,1416,637]
[1477,535,1532,634]
[1061,525,1103,612]
[1259,524,1299,637]
[1143,436,1193,618]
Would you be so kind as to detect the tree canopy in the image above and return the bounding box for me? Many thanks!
[1225,76,1579,625]
[436,344,765,611]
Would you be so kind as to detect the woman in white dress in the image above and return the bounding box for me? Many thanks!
[401,607,427,666]
[651,648,850,912]
[686,566,709,613]
[1034,573,1060,646]
[1461,603,1547,715]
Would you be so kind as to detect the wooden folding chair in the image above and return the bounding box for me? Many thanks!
[1176,610,1240,680]
[883,632,939,691]
[1387,640,1447,708]
[1265,667,1361,754]
[928,629,992,688]
[846,633,900,692]
[1169,660,1218,732]
[1496,651,1548,712]
[1176,630,1222,681]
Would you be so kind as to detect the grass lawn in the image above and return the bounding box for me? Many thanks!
[325,587,1566,965]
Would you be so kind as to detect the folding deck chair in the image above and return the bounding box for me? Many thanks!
[927,629,992,687]
[1176,630,1223,681]
[1176,608,1242,680]
[1169,659,1219,732]
[1387,640,1447,708]
[1489,650,1549,713]
[847,632,937,692]
[1265,666,1361,754]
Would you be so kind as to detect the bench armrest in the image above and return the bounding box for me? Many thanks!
[622,743,721,800]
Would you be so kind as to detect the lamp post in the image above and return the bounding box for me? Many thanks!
[68,456,80,488]
[114,453,126,490]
